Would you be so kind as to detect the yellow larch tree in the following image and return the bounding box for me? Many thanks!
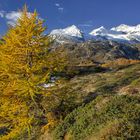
[0,5,67,140]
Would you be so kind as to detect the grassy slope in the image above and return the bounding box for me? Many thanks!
[50,64,140,140]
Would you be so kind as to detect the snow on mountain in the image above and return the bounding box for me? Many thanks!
[49,24,140,44]
[63,25,84,38]
[111,24,140,34]
[49,25,84,43]
[89,26,108,36]
[50,25,83,38]
[90,24,140,43]
[89,26,129,42]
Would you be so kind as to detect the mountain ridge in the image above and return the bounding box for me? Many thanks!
[49,24,140,44]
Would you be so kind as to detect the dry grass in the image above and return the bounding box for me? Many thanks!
[101,58,140,69]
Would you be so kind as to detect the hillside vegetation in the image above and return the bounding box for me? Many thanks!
[51,63,140,140]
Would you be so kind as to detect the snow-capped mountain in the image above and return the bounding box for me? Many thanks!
[111,24,140,33]
[90,24,140,43]
[89,26,108,36]
[49,24,140,44]
[49,25,84,43]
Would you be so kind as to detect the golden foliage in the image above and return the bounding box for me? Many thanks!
[41,112,58,132]
[0,5,67,139]
[101,58,140,69]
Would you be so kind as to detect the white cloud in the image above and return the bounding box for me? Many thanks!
[54,3,64,13]
[5,11,22,26]
[0,10,5,18]
[79,24,93,27]
[55,3,60,7]
[58,7,64,12]
[0,10,22,26]
[78,21,93,28]
[0,10,40,26]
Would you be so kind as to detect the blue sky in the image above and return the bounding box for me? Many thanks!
[0,0,140,34]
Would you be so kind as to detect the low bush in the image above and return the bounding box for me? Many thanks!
[52,95,140,140]
[101,58,140,69]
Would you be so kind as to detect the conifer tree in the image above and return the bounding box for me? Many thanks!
[0,5,66,139]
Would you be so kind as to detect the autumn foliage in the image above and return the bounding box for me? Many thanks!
[101,58,140,69]
[0,6,66,139]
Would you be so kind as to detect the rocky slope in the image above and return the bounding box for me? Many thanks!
[51,40,140,63]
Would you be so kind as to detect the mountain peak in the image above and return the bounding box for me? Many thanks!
[111,24,133,33]
[49,25,84,43]
[111,24,140,34]
[89,26,108,36]
[63,25,83,38]
[65,25,79,30]
[50,25,83,38]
